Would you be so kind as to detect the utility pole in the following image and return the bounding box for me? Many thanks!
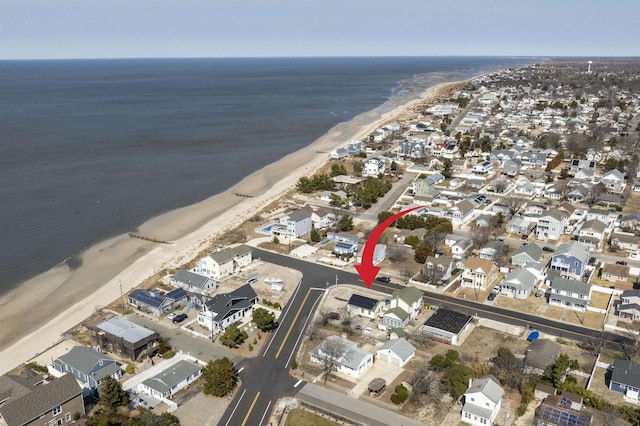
[119,279,125,310]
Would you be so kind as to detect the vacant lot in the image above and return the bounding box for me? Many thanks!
[284,409,343,426]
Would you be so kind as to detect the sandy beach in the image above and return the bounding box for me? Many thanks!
[0,79,461,373]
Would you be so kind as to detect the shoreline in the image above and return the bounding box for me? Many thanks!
[0,76,467,373]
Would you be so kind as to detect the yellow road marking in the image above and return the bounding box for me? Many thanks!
[241,391,261,426]
[275,288,312,359]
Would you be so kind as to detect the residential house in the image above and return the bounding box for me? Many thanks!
[91,317,158,361]
[534,383,557,401]
[193,244,253,279]
[500,268,538,299]
[536,209,568,241]
[573,168,596,183]
[445,199,476,225]
[610,232,640,251]
[474,214,493,228]
[503,159,522,177]
[128,288,188,317]
[557,202,578,218]
[356,243,387,266]
[273,209,313,238]
[602,263,630,283]
[609,359,640,401]
[138,360,202,400]
[524,339,561,375]
[506,216,533,235]
[333,241,359,258]
[585,208,610,224]
[549,242,589,280]
[524,202,546,217]
[197,284,258,333]
[619,290,640,321]
[382,307,411,329]
[543,183,565,201]
[566,184,590,203]
[330,148,348,159]
[534,394,594,426]
[347,140,363,156]
[376,338,416,368]
[598,192,623,207]
[169,270,217,295]
[472,161,493,174]
[577,219,607,250]
[548,277,592,311]
[319,190,347,203]
[461,375,504,426]
[0,373,84,426]
[422,309,472,345]
[445,233,473,259]
[413,174,439,198]
[511,244,543,267]
[522,152,547,169]
[461,258,499,290]
[601,169,625,191]
[309,336,373,378]
[347,294,382,319]
[389,286,423,319]
[364,158,385,177]
[633,181,640,192]
[423,255,453,283]
[310,207,335,229]
[51,347,122,392]
[479,241,504,261]
[569,159,596,175]
[514,179,535,196]
[327,232,358,245]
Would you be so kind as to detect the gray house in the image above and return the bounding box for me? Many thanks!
[500,268,538,299]
[138,360,202,400]
[511,243,543,267]
[548,277,592,311]
[502,159,522,177]
[128,288,188,317]
[51,347,122,392]
[549,242,589,280]
[169,269,217,295]
[197,284,258,333]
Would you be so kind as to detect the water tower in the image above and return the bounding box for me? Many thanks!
[587,60,592,74]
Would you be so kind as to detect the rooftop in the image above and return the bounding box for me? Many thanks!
[423,309,471,334]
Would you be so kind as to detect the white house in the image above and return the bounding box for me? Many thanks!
[347,294,382,319]
[309,336,373,378]
[601,169,625,191]
[138,360,201,400]
[462,375,504,426]
[461,258,499,290]
[548,277,592,311]
[577,219,608,250]
[376,338,416,368]
[445,200,475,226]
[193,245,252,280]
[535,209,567,241]
[364,158,385,177]
[445,234,473,259]
[330,148,348,159]
[272,208,312,238]
[197,284,258,333]
[472,161,493,174]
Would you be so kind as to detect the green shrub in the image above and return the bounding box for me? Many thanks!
[391,385,409,404]
[163,350,175,359]
[125,364,136,375]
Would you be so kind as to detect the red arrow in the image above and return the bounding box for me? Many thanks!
[355,206,422,288]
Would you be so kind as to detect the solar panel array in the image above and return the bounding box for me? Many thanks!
[540,405,589,426]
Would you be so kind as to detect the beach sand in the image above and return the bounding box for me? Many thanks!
[0,79,461,373]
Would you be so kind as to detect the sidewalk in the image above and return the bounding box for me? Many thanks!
[296,383,425,426]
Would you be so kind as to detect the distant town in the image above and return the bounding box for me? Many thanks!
[3,59,640,426]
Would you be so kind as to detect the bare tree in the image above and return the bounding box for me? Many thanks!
[319,337,351,384]
[423,231,447,253]
[493,179,508,194]
[586,183,605,206]
[387,246,409,263]
[503,197,525,217]
[419,265,446,285]
[471,226,492,248]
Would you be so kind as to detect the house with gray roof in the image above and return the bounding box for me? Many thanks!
[91,317,158,361]
[514,179,535,196]
[51,346,122,391]
[169,269,217,295]
[548,277,592,311]
[376,338,416,367]
[577,219,608,250]
[138,360,202,400]
[511,243,543,267]
[502,159,522,177]
[610,232,640,251]
[445,233,473,259]
[193,244,253,280]
[309,336,373,378]
[524,339,561,375]
[619,290,640,322]
[462,375,504,426]
[506,216,533,235]
[536,209,568,241]
[128,288,188,317]
[549,242,589,280]
[500,268,538,299]
[197,284,258,333]
[0,373,84,426]
[609,359,640,401]
[445,199,476,226]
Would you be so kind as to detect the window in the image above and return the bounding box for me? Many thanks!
[65,413,71,422]
[53,405,62,416]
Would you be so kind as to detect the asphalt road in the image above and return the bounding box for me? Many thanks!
[219,248,632,425]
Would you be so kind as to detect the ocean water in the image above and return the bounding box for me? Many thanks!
[0,57,536,292]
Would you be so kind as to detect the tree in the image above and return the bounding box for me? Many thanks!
[252,307,276,332]
[202,357,237,397]
[310,226,320,242]
[156,336,171,355]
[377,211,394,224]
[543,354,579,387]
[330,163,347,177]
[442,363,474,398]
[430,349,461,370]
[391,385,409,404]
[440,158,454,178]
[352,161,364,176]
[219,326,248,348]
[320,337,351,384]
[491,347,523,389]
[130,412,181,426]
[99,376,128,410]
[503,197,524,216]
[414,243,433,264]
[586,183,605,206]
[404,235,420,249]
[338,215,354,231]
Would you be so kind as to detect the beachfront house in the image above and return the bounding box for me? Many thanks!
[128,288,188,317]
[51,347,122,393]
[169,269,217,295]
[309,336,373,378]
[138,360,202,400]
[272,209,312,238]
[347,140,363,156]
[193,244,253,280]
[91,317,158,361]
[197,284,258,334]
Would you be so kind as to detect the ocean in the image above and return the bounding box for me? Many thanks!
[0,57,536,293]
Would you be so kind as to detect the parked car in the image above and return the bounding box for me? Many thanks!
[325,312,341,320]
[542,246,555,253]
[588,257,597,265]
[521,235,529,240]
[172,313,188,324]
[616,260,628,266]
[493,285,501,293]
[487,292,497,301]
[376,276,391,283]
[167,313,177,321]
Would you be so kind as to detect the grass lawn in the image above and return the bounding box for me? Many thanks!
[590,291,612,310]
[284,409,341,426]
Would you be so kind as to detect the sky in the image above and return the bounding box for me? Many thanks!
[1,0,639,59]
